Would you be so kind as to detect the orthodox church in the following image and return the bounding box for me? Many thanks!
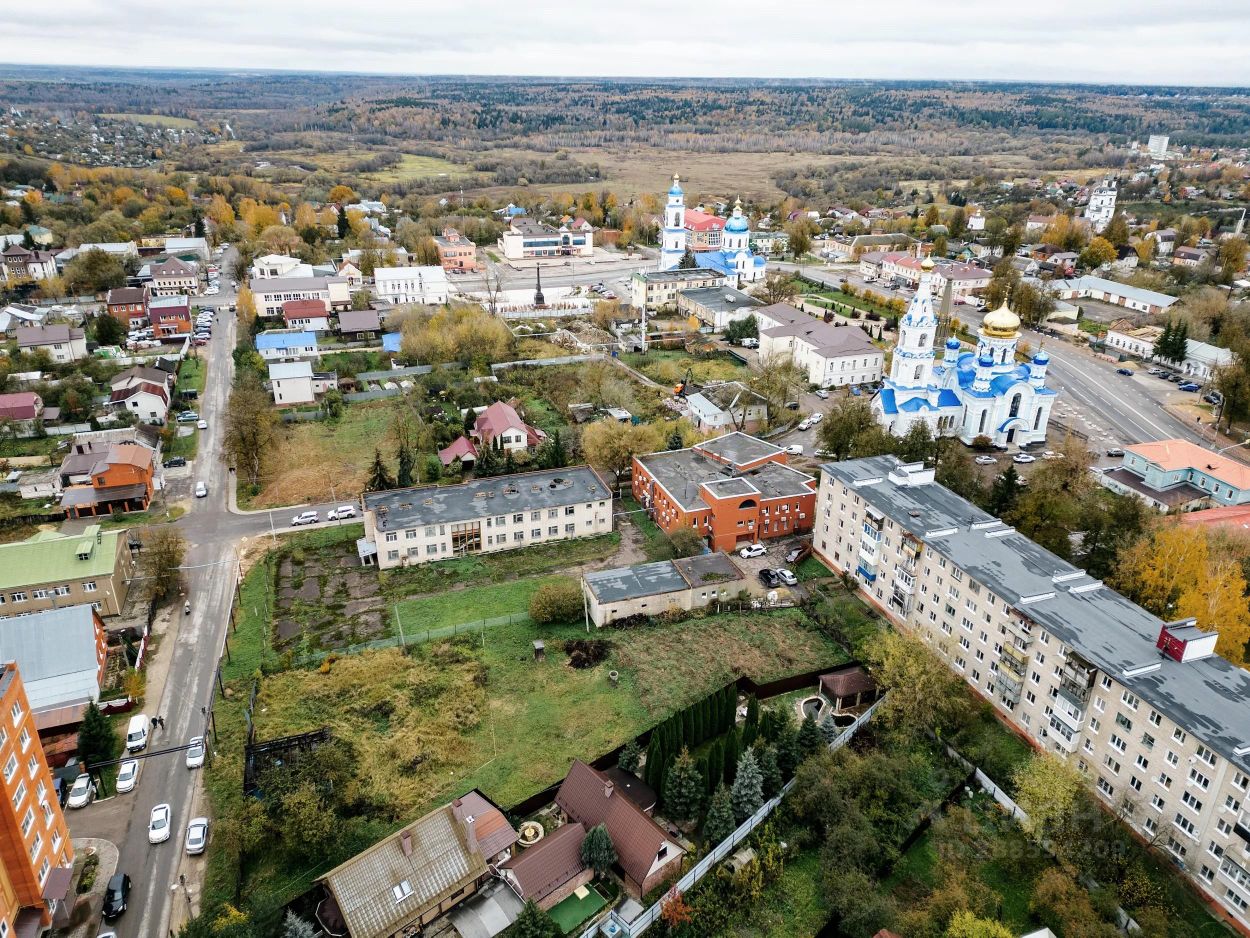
[872,258,1057,448]
[658,174,767,285]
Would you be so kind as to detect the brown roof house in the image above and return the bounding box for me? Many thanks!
[554,760,684,898]
[472,400,546,454]
[318,790,518,938]
[16,323,87,363]
[499,822,592,911]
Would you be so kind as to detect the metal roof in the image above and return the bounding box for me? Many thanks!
[585,561,688,603]
[0,605,100,712]
[268,361,314,381]
[0,527,120,591]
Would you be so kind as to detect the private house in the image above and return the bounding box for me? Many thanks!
[53,241,137,268]
[632,432,817,553]
[147,257,199,296]
[676,285,762,332]
[372,266,450,305]
[437,436,478,469]
[111,365,174,396]
[554,760,684,898]
[1173,246,1209,268]
[1050,276,1178,316]
[929,263,992,298]
[630,268,727,312]
[318,791,518,938]
[748,230,789,256]
[281,299,331,332]
[252,254,312,279]
[256,330,319,363]
[336,260,364,289]
[268,361,338,406]
[0,244,58,282]
[15,324,87,363]
[336,308,382,341]
[0,605,107,730]
[250,276,351,317]
[360,466,612,569]
[0,392,43,425]
[106,286,148,327]
[0,664,75,935]
[58,443,155,518]
[471,401,546,454]
[108,380,170,425]
[754,303,883,388]
[1098,439,1250,512]
[0,303,47,336]
[433,228,478,272]
[499,823,591,911]
[1177,338,1234,380]
[148,295,192,336]
[1104,324,1233,379]
[684,381,769,433]
[498,218,593,260]
[812,454,1250,931]
[0,526,135,616]
[583,552,749,627]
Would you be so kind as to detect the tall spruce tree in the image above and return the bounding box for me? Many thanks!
[645,733,665,791]
[759,746,783,799]
[77,701,117,769]
[742,695,760,747]
[580,823,617,877]
[722,729,741,786]
[730,749,764,823]
[798,713,823,759]
[396,440,415,488]
[775,725,801,780]
[663,747,705,824]
[365,449,395,491]
[618,740,641,774]
[706,738,724,793]
[704,783,736,845]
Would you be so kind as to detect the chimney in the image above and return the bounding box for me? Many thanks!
[464,814,478,854]
[400,830,413,857]
[604,780,614,799]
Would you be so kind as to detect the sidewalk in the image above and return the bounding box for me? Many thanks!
[53,838,118,938]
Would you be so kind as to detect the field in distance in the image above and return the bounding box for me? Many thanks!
[101,112,197,128]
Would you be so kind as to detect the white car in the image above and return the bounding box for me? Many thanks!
[814,389,830,399]
[148,804,172,844]
[327,505,357,520]
[66,774,95,809]
[797,419,812,431]
[1013,453,1037,464]
[197,420,208,430]
[739,543,767,559]
[290,511,319,526]
[775,569,799,586]
[185,817,210,856]
[808,412,824,425]
[784,444,804,456]
[974,455,997,465]
[204,287,219,296]
[1042,450,1064,460]
[185,736,205,769]
[195,481,208,498]
[115,760,140,793]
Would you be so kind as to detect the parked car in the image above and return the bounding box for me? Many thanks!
[195,481,208,498]
[1115,367,1135,376]
[1167,374,1183,382]
[115,760,140,794]
[176,412,199,423]
[66,774,95,809]
[148,804,172,844]
[1106,447,1125,457]
[1042,451,1064,460]
[850,386,863,396]
[758,568,781,588]
[974,455,997,465]
[774,569,798,586]
[739,543,767,559]
[327,505,357,520]
[1178,382,1201,392]
[196,420,208,430]
[785,546,807,565]
[808,412,824,425]
[814,389,830,399]
[185,736,205,769]
[784,401,800,410]
[290,511,319,526]
[784,444,804,456]
[102,873,131,920]
[797,419,812,431]
[1013,453,1037,464]
[163,456,187,469]
[738,337,759,349]
[185,817,210,856]
[126,713,149,752]
[1204,391,1224,405]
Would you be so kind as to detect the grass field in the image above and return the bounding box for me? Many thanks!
[166,427,198,460]
[364,153,473,184]
[0,436,62,459]
[103,112,197,128]
[623,348,749,387]
[176,358,206,396]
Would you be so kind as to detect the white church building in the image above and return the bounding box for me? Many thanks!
[873,258,1058,448]
[658,174,766,286]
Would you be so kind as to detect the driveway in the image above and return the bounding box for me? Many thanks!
[447,881,523,938]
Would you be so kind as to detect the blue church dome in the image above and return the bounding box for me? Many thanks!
[979,353,995,367]
[1033,349,1050,364]
[725,212,749,234]
[668,174,683,197]
[945,337,961,350]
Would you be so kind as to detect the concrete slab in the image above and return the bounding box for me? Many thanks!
[448,881,524,938]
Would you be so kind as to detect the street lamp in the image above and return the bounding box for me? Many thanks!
[1217,438,1250,454]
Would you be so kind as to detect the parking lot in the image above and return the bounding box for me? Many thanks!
[730,536,809,597]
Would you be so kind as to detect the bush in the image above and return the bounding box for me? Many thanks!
[528,579,583,625]
[667,526,705,558]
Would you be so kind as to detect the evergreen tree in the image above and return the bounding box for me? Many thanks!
[775,725,801,780]
[463,409,476,434]
[722,729,741,786]
[503,449,517,476]
[539,430,568,469]
[511,900,560,938]
[681,707,693,748]
[618,740,641,774]
[667,427,685,450]
[742,695,760,748]
[1153,320,1174,362]
[336,209,350,240]
[1171,319,1189,362]
[21,229,35,249]
[77,701,118,770]
[580,823,617,877]
[692,700,704,745]
[721,686,734,734]
[663,747,705,824]
[706,738,724,794]
[282,912,318,938]
[696,753,710,800]
[193,213,206,239]
[988,466,1023,517]
[798,713,824,759]
[759,707,785,743]
[396,440,415,488]
[644,732,665,792]
[704,783,736,845]
[474,441,501,477]
[759,746,783,799]
[730,750,764,823]
[678,248,697,269]
[365,449,395,491]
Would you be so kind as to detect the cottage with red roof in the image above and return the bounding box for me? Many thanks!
[282,299,332,332]
[0,391,43,423]
[438,435,478,468]
[472,401,546,454]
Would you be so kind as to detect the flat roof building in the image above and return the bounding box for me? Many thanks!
[583,552,749,626]
[676,285,762,331]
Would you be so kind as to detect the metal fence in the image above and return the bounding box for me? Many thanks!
[582,694,886,938]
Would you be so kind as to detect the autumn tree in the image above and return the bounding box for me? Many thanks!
[1012,753,1085,868]
[756,271,799,305]
[1103,213,1130,247]
[139,528,187,604]
[1219,237,1248,282]
[1112,525,1250,663]
[63,248,126,294]
[667,526,705,558]
[223,375,279,490]
[235,285,257,327]
[1079,236,1117,269]
[817,398,877,460]
[528,579,582,625]
[659,891,693,930]
[864,630,971,737]
[327,184,357,205]
[944,910,1014,938]
[580,420,659,492]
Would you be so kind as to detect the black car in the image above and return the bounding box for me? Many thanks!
[1115,367,1134,376]
[1106,447,1125,457]
[758,569,781,588]
[163,456,187,468]
[103,873,131,920]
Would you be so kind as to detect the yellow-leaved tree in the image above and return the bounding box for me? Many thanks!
[1112,525,1250,663]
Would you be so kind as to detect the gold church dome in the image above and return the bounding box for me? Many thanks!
[982,299,1020,338]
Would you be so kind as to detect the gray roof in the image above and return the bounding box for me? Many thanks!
[761,318,878,358]
[268,361,313,380]
[635,268,725,284]
[825,455,1250,775]
[250,276,345,293]
[585,560,689,602]
[1052,276,1179,309]
[0,605,100,711]
[636,441,814,513]
[365,466,609,531]
[672,552,744,588]
[698,431,783,467]
[337,309,382,332]
[677,286,761,315]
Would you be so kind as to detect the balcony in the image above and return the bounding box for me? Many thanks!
[1059,656,1096,703]
[893,572,915,594]
[1004,615,1034,648]
[1048,718,1080,753]
[1052,692,1087,732]
[858,542,878,564]
[1000,645,1030,678]
[856,563,877,584]
[994,671,1023,702]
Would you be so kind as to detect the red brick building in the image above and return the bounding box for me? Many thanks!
[632,432,817,553]
[106,286,148,327]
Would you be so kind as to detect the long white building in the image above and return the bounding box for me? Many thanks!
[372,266,450,305]
[815,455,1250,931]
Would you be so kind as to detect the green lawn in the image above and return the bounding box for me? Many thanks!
[176,358,206,396]
[166,428,199,460]
[393,576,563,635]
[548,884,608,934]
[0,436,62,459]
[363,153,472,184]
[622,349,749,387]
[619,495,674,561]
[729,847,829,938]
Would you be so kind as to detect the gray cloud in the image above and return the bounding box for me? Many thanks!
[7,0,1250,84]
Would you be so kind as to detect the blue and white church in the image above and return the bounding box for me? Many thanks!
[657,174,767,286]
[873,258,1058,448]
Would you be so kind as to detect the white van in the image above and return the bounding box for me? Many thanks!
[126,714,150,752]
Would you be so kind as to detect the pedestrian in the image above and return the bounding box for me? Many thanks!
[158,716,166,730]
[151,716,158,729]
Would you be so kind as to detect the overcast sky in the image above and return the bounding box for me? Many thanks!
[8,0,1250,85]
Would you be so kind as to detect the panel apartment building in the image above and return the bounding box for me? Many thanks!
[360,467,613,569]
[814,455,1250,930]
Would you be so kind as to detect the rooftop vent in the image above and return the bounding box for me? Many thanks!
[1157,619,1217,664]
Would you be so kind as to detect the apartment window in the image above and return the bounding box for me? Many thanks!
[512,514,523,524]
[1104,755,1121,775]
[1151,794,1166,812]
[18,727,30,752]
[28,832,41,863]
[1219,819,1234,836]
[1166,751,1179,766]
[565,506,576,516]
[83,581,97,593]
[1130,776,1142,792]
[1190,768,1211,791]
[1115,713,1133,732]
[1197,745,1217,767]
[1136,754,1150,770]
[20,807,33,836]
[548,526,558,536]
[1122,691,1140,710]
[32,589,47,600]
[1097,776,1115,799]
[386,550,399,561]
[1159,774,1173,790]
[1144,816,1158,835]
[1093,696,1106,713]
[26,755,36,778]
[385,532,397,542]
[1110,734,1127,753]
[1227,796,1242,814]
[1174,814,1197,837]
[1100,675,1113,690]
[1149,709,1162,727]
[1200,865,1216,884]
[1173,728,1188,744]
[425,545,438,556]
[531,511,541,521]
[513,532,524,542]
[1142,733,1155,751]
[1227,889,1248,914]
[10,592,23,603]
[1182,791,1204,814]
[548,509,558,519]
[1234,772,1250,792]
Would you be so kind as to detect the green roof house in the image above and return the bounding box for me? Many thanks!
[0,525,135,617]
